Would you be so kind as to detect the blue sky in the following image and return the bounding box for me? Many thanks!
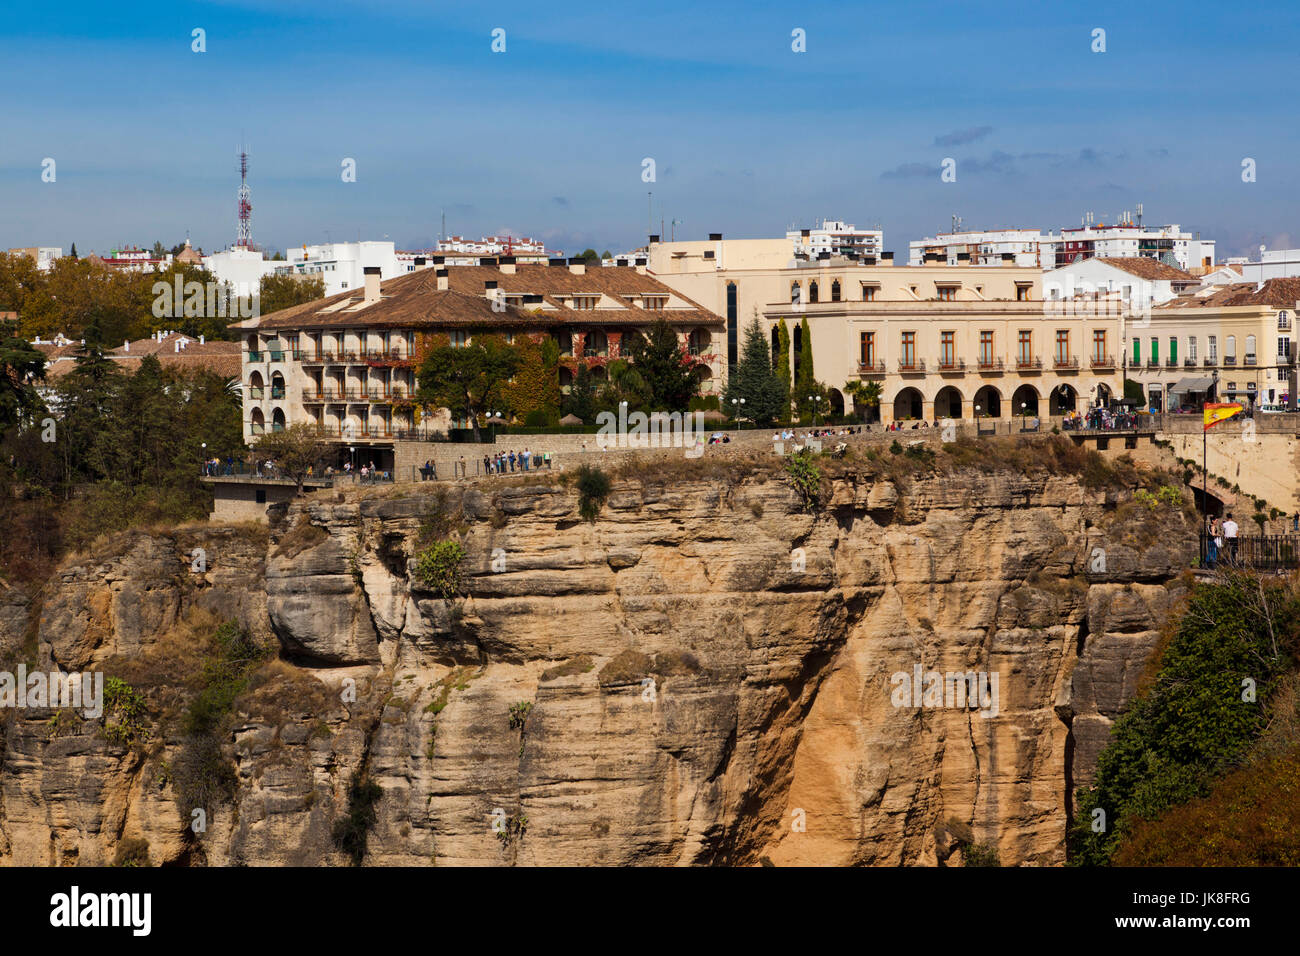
[2,0,1299,258]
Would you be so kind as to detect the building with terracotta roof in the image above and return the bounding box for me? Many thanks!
[1043,256,1200,315]
[226,257,724,469]
[1130,278,1300,411]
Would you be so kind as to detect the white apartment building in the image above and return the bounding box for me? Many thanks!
[909,230,1053,268]
[203,246,280,298]
[788,220,884,259]
[1234,247,1300,284]
[275,241,408,297]
[435,235,559,262]
[910,218,1216,273]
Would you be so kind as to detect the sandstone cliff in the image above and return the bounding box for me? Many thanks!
[0,455,1196,866]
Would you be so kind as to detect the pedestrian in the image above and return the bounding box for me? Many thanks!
[483,454,490,477]
[1222,512,1239,564]
[1205,516,1219,569]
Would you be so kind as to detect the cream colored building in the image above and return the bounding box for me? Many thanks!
[649,235,1122,422]
[1133,278,1300,411]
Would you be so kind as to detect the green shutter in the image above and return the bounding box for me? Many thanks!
[1133,339,1140,364]
[1170,338,1177,362]
[1151,338,1159,362]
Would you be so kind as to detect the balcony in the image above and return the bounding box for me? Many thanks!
[583,348,608,358]
[1053,355,1079,370]
[270,386,285,399]
[248,386,264,399]
[1223,356,1237,366]
[1016,357,1043,371]
[977,356,1005,372]
[1204,357,1217,367]
[1165,357,1179,368]
[936,358,965,373]
[1245,355,1258,366]
[897,359,926,374]
[268,350,285,363]
[247,350,262,362]
[1146,359,1161,369]
[296,350,321,363]
[1184,357,1197,367]
[1090,355,1115,369]
[857,361,886,376]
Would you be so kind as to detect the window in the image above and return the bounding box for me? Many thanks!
[1016,283,1031,301]
[1246,334,1257,364]
[1169,337,1177,363]
[790,282,801,304]
[643,296,667,311]
[1279,310,1292,331]
[901,331,916,368]
[861,284,878,301]
[1226,335,1236,358]
[1209,335,1218,360]
[979,331,994,366]
[860,331,875,367]
[450,330,470,348]
[940,331,956,367]
[936,285,957,302]
[1189,336,1197,360]
[809,281,819,304]
[1150,337,1159,363]
[1092,330,1107,363]
[1018,330,1033,365]
[573,295,599,310]
[1279,337,1291,361]
[831,280,841,302]
[1055,330,1069,364]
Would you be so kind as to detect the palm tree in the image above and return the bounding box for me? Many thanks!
[844,380,882,423]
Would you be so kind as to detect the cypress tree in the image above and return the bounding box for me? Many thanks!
[796,317,814,392]
[724,316,785,426]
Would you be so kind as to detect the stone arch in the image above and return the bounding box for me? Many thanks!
[1050,383,1077,414]
[1012,383,1040,417]
[271,407,286,432]
[934,385,964,419]
[893,386,924,421]
[250,406,265,435]
[827,387,845,417]
[973,385,1002,418]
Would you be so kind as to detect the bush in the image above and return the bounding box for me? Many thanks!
[414,540,466,599]
[575,465,611,522]
[783,450,822,511]
[102,677,150,748]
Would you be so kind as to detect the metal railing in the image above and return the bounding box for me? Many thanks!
[937,358,965,372]
[1200,533,1300,572]
[1016,357,1043,370]
[978,356,1005,371]
[897,359,926,373]
[1090,355,1115,368]
[1054,355,1079,369]
[857,361,886,375]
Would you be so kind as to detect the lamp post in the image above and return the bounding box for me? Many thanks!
[200,442,207,477]
[731,396,745,429]
[808,394,821,426]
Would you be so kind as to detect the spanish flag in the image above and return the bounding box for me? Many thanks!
[1204,403,1243,430]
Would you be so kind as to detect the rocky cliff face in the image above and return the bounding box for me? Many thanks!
[0,459,1196,866]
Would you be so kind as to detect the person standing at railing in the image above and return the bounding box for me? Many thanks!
[1205,516,1220,570]
[1222,513,1239,564]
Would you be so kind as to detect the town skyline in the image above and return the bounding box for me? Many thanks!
[4,0,1300,258]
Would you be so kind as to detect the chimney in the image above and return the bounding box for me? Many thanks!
[568,257,587,275]
[124,340,130,352]
[648,234,660,245]
[709,232,722,241]
[635,256,648,275]
[414,256,427,267]
[436,267,449,291]
[548,257,567,267]
[174,340,180,353]
[484,280,498,291]
[881,252,895,264]
[199,335,205,345]
[363,265,382,304]
[499,255,516,275]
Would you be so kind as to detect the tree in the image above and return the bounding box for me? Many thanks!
[578,248,602,264]
[416,335,520,441]
[502,335,561,422]
[252,423,331,495]
[0,320,46,429]
[259,274,325,318]
[622,318,697,411]
[564,362,598,424]
[600,250,612,260]
[724,317,786,426]
[70,243,77,259]
[1124,378,1146,409]
[844,380,883,423]
[796,316,814,395]
[775,318,792,394]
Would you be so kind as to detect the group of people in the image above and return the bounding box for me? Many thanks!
[484,448,550,475]
[773,426,866,443]
[1203,513,1240,569]
[1062,408,1143,431]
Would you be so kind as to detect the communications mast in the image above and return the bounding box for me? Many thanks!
[236,148,252,248]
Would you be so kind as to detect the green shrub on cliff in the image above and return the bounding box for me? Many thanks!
[783,449,822,511]
[1070,572,1300,864]
[332,772,383,866]
[575,464,611,522]
[414,540,466,600]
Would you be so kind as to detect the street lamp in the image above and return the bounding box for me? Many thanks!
[200,441,207,477]
[807,394,822,426]
[349,445,356,476]
[731,396,745,428]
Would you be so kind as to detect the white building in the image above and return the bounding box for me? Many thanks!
[789,220,883,259]
[435,235,559,262]
[1233,247,1300,283]
[1042,257,1200,315]
[274,241,408,297]
[6,247,63,271]
[910,217,1216,273]
[909,229,1053,267]
[202,246,280,299]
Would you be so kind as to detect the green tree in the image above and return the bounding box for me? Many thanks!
[259,273,325,318]
[578,248,602,264]
[844,380,883,423]
[622,318,697,411]
[0,320,47,429]
[564,362,598,424]
[796,317,814,395]
[775,318,792,419]
[417,335,520,441]
[252,423,331,495]
[725,316,786,426]
[1123,378,1146,409]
